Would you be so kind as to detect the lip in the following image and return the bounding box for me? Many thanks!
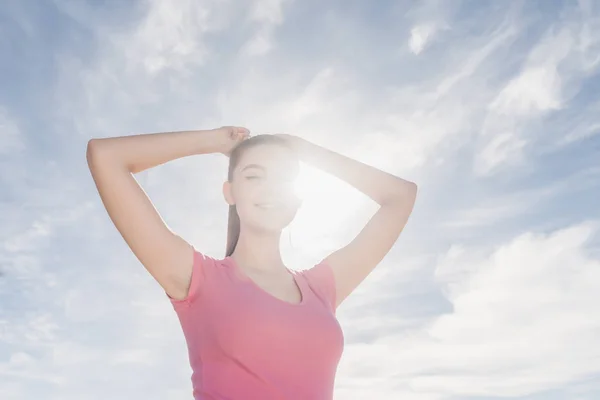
[255,202,282,209]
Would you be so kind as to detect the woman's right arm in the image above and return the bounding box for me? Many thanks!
[86,127,248,301]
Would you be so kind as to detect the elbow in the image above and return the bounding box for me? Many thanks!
[87,138,135,173]
[86,138,102,154]
[86,138,111,170]
[400,181,418,205]
[86,139,97,165]
[86,139,102,167]
[382,180,417,207]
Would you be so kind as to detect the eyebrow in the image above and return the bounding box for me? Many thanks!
[241,164,265,172]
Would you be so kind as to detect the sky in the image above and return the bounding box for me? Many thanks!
[1,0,599,399]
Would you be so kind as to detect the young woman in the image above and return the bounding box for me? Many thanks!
[86,126,417,399]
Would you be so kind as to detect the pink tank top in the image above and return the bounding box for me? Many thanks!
[166,248,344,399]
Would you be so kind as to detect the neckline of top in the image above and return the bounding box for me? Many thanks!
[223,256,306,306]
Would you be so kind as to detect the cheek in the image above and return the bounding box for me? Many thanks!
[231,185,259,218]
[231,181,253,203]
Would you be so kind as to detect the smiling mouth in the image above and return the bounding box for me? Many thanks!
[255,203,281,209]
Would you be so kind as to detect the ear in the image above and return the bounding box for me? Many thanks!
[223,180,235,206]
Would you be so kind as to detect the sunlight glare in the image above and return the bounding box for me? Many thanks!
[292,164,364,241]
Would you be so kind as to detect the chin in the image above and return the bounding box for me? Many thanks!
[244,208,298,234]
[258,215,295,233]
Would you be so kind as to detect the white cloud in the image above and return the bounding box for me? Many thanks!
[406,0,457,55]
[52,0,237,140]
[475,2,600,175]
[56,0,231,75]
[241,26,274,56]
[120,0,233,74]
[348,19,520,176]
[550,99,600,147]
[336,222,600,398]
[490,66,563,115]
[248,0,290,25]
[409,23,440,55]
[240,0,293,56]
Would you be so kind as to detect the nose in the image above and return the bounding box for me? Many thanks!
[261,177,296,199]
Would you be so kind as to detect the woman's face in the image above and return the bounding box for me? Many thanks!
[226,143,301,233]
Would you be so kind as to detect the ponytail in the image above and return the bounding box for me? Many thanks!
[225,204,240,257]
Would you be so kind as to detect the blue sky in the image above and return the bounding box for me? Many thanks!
[1,0,600,399]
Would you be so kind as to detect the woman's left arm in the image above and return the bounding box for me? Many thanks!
[278,134,418,308]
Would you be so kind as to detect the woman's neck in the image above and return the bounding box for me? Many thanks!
[231,228,285,273]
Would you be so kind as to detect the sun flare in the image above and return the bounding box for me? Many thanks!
[291,164,364,242]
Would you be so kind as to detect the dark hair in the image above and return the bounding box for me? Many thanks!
[225,134,295,257]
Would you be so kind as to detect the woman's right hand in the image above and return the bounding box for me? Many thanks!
[212,126,251,156]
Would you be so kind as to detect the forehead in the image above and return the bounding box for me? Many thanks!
[236,144,299,174]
